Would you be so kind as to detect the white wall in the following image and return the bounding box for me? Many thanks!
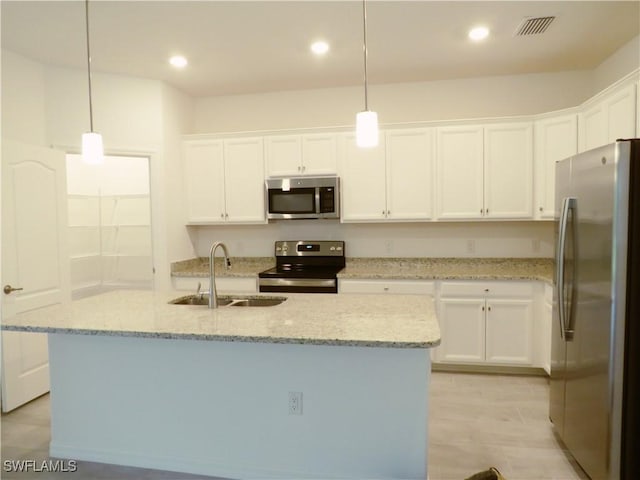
[2,53,195,289]
[190,221,554,259]
[1,51,48,145]
[44,66,163,152]
[156,84,196,286]
[593,35,640,93]
[193,70,593,134]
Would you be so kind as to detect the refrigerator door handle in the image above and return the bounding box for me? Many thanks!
[556,197,576,341]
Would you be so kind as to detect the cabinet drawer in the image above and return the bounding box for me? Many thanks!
[439,281,534,298]
[339,279,435,295]
[544,282,553,304]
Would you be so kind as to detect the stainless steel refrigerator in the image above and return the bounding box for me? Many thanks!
[550,139,640,480]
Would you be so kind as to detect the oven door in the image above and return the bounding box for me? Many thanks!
[259,277,338,294]
[267,187,318,219]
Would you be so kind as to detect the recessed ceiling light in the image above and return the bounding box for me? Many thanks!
[169,55,188,68]
[468,26,490,41]
[310,41,330,55]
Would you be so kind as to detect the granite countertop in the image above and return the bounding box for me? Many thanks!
[171,257,553,282]
[338,257,554,282]
[1,290,440,349]
[171,257,274,278]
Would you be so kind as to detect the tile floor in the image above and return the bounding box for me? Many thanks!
[1,372,589,480]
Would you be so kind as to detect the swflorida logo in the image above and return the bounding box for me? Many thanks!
[3,459,78,473]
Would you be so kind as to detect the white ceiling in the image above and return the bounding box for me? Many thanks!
[2,1,639,98]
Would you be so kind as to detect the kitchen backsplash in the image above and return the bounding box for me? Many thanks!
[192,221,554,259]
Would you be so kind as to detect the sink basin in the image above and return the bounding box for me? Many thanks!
[168,294,286,307]
[230,298,286,307]
[169,294,234,306]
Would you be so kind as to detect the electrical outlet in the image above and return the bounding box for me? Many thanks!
[385,240,393,254]
[288,391,303,415]
[466,239,476,254]
[532,239,541,253]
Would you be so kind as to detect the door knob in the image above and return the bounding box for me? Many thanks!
[3,285,24,294]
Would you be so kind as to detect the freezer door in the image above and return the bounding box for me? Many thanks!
[549,156,572,437]
[562,143,617,480]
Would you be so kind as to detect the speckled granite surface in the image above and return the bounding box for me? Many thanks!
[172,256,554,282]
[171,257,273,278]
[339,257,554,282]
[1,290,440,349]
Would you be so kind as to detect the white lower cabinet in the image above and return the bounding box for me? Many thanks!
[435,281,534,367]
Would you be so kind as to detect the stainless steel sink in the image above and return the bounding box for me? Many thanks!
[168,294,286,307]
[230,298,285,307]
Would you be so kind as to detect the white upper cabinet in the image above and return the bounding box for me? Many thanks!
[484,123,533,219]
[223,137,266,223]
[340,128,434,222]
[302,134,338,175]
[435,126,484,219]
[183,140,226,223]
[183,137,265,224]
[339,133,387,221]
[436,123,533,220]
[265,133,337,177]
[579,82,637,152]
[385,128,435,221]
[534,113,578,219]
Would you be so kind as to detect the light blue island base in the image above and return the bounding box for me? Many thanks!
[48,333,430,479]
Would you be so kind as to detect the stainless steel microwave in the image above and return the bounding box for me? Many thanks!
[265,176,340,220]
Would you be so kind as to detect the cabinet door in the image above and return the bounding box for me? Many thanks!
[435,126,484,220]
[339,133,387,222]
[484,123,533,219]
[386,128,434,221]
[302,134,337,175]
[579,103,606,152]
[265,135,301,177]
[606,83,636,143]
[534,114,578,219]
[223,137,266,223]
[485,299,533,365]
[436,298,485,363]
[183,140,226,223]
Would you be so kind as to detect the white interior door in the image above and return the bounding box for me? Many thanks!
[1,140,70,412]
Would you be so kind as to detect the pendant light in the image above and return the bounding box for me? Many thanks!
[355,0,378,148]
[81,0,104,165]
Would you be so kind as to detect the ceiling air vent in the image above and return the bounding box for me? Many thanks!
[515,16,555,36]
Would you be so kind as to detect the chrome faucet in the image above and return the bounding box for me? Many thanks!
[208,241,231,309]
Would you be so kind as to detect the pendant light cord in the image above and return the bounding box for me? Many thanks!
[362,0,369,111]
[85,0,95,133]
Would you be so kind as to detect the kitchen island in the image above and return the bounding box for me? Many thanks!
[2,290,440,480]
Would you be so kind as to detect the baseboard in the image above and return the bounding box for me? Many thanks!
[432,363,548,376]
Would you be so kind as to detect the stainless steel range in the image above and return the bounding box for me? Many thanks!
[258,240,345,294]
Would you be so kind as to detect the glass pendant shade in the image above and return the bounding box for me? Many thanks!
[356,110,379,148]
[82,132,104,165]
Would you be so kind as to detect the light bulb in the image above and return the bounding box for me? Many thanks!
[356,110,379,148]
[82,132,104,164]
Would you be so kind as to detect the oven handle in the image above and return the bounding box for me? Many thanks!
[259,278,337,288]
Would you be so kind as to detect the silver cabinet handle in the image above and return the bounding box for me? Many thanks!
[4,285,24,295]
[556,197,577,341]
